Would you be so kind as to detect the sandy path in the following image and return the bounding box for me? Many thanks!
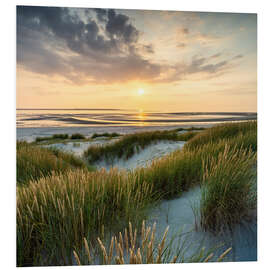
[43,139,185,170]
[147,186,257,261]
[95,141,186,171]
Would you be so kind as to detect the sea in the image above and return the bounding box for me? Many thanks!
[16,109,257,141]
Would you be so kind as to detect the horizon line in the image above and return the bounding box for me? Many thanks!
[16,108,257,114]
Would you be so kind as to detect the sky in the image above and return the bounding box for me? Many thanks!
[16,6,257,112]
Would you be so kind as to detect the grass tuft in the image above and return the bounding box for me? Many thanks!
[74,221,231,265]
[84,130,197,163]
[16,141,89,185]
[52,134,69,139]
[91,132,121,139]
[35,133,87,143]
[70,133,86,140]
[200,144,256,231]
[174,127,206,132]
[184,121,257,151]
[35,134,69,142]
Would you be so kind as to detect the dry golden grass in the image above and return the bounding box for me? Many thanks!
[17,169,153,266]
[74,221,232,265]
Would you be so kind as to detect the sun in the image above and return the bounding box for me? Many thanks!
[138,88,145,96]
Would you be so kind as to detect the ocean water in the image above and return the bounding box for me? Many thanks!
[16,109,257,128]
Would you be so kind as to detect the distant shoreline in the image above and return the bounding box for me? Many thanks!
[16,109,257,129]
[16,119,256,143]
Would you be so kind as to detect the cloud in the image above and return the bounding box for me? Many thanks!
[177,27,189,35]
[17,6,162,84]
[176,42,187,48]
[187,56,227,74]
[141,44,154,54]
[17,25,71,76]
[69,53,162,84]
[175,26,221,48]
[17,6,244,85]
[210,53,222,58]
[194,33,220,45]
[17,6,123,56]
[93,8,107,22]
[105,9,139,44]
[232,54,244,60]
[154,55,232,83]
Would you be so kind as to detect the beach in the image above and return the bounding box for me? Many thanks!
[16,119,257,265]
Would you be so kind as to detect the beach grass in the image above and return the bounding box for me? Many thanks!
[137,134,255,200]
[52,133,69,139]
[91,132,121,139]
[70,133,86,140]
[173,126,206,132]
[200,145,257,231]
[84,130,197,163]
[35,133,86,143]
[184,121,257,151]
[16,141,90,185]
[16,121,257,266]
[35,133,69,142]
[73,221,231,265]
[17,169,154,266]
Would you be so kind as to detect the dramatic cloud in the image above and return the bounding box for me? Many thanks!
[105,9,139,44]
[17,6,162,84]
[93,8,107,22]
[17,6,244,85]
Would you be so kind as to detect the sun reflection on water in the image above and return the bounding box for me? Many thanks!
[138,109,146,126]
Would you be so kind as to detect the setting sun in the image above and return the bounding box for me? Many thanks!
[138,88,144,96]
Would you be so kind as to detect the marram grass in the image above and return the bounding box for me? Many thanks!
[16,121,257,266]
[184,120,257,151]
[91,132,121,139]
[16,141,89,185]
[17,169,154,266]
[200,145,257,231]
[84,130,197,163]
[35,133,86,142]
[73,221,232,265]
